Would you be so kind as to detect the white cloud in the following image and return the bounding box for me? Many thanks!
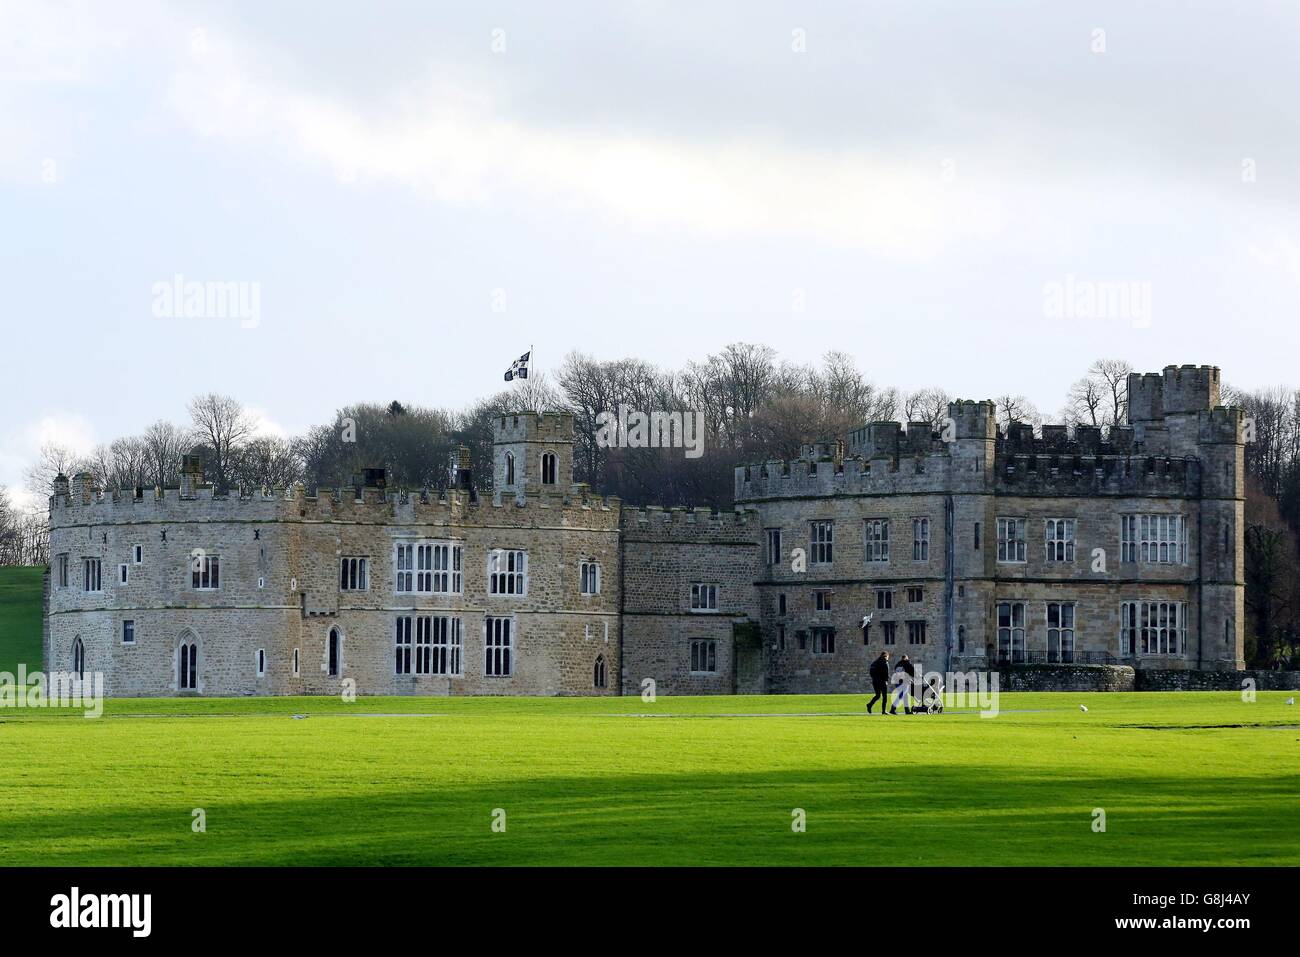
[160,27,1003,259]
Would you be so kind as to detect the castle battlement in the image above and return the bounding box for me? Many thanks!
[494,411,574,444]
[51,479,619,529]
[619,505,757,542]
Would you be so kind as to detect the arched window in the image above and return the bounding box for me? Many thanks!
[505,452,515,486]
[594,654,607,689]
[72,637,84,679]
[541,452,557,485]
[179,639,198,690]
[328,628,341,677]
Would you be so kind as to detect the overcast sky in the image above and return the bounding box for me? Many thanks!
[4,1,1300,509]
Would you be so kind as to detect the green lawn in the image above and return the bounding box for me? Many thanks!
[0,691,1296,866]
[0,566,43,675]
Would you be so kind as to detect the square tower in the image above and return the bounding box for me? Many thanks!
[493,411,575,502]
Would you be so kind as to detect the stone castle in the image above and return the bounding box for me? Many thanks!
[44,363,1245,697]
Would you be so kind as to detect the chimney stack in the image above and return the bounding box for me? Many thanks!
[450,446,477,503]
[180,454,204,498]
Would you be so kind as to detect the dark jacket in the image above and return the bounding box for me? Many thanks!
[900,659,916,678]
[868,656,889,688]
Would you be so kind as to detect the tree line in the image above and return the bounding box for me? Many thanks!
[3,346,1297,669]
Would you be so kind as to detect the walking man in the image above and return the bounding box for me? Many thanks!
[890,653,917,714]
[867,651,890,715]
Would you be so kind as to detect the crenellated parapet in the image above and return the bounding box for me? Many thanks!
[620,505,758,542]
[993,454,1202,497]
[51,477,620,531]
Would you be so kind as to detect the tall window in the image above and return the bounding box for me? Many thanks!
[778,593,787,616]
[906,586,923,603]
[415,616,432,675]
[1045,519,1076,562]
[122,620,135,645]
[83,558,102,593]
[907,620,927,645]
[328,628,341,677]
[912,517,930,561]
[1046,602,1075,662]
[431,544,462,594]
[814,590,832,612]
[57,554,68,588]
[340,557,368,591]
[72,637,85,679]
[485,617,513,676]
[1121,601,1183,655]
[395,616,413,675]
[293,648,300,677]
[690,583,719,612]
[690,639,717,673]
[812,627,835,654]
[505,452,515,485]
[191,554,219,590]
[875,589,893,610]
[996,518,1027,563]
[395,544,414,592]
[864,519,889,562]
[996,601,1026,662]
[1121,514,1186,564]
[541,452,557,485]
[431,617,463,676]
[179,640,198,690]
[133,544,143,564]
[882,622,897,645]
[118,563,129,585]
[594,655,607,688]
[765,528,782,566]
[810,521,834,564]
[580,561,601,595]
[257,649,266,677]
[488,549,528,596]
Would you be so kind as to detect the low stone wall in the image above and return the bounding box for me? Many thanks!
[1135,669,1300,692]
[996,664,1136,692]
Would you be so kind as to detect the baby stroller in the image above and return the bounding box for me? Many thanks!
[915,678,945,714]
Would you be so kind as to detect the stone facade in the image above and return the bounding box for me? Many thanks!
[45,364,1249,697]
[737,364,1246,694]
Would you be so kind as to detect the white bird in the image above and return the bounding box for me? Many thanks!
[861,613,874,629]
[1079,704,1089,712]
[292,714,308,720]
[1287,697,1295,706]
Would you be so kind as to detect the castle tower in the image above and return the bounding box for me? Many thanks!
[493,411,575,503]
[1197,405,1246,669]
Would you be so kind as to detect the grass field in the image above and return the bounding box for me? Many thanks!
[0,566,43,675]
[0,691,1296,866]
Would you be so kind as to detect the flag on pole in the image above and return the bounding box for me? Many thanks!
[504,351,531,382]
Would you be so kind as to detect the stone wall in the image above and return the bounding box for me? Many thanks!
[619,507,760,695]
[996,664,1136,692]
[1135,669,1300,691]
[47,476,622,697]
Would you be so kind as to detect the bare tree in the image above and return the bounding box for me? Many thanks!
[904,387,953,430]
[1091,358,1132,426]
[994,394,1043,432]
[24,442,84,497]
[187,394,256,491]
[229,436,306,489]
[142,420,191,488]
